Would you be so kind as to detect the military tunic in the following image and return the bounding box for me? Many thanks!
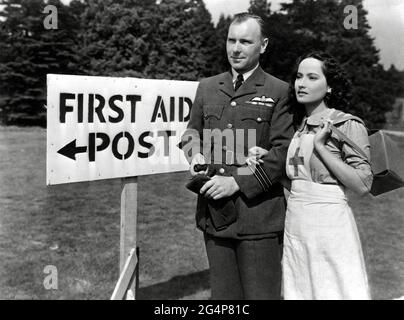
[183,67,294,239]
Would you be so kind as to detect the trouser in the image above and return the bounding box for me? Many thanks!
[204,232,283,300]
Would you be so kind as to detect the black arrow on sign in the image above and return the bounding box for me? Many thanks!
[57,139,87,160]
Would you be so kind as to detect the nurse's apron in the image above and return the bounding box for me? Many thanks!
[282,129,370,300]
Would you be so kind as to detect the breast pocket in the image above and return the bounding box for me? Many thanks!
[203,105,225,129]
[238,105,273,145]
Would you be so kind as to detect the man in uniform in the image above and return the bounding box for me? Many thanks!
[181,13,294,300]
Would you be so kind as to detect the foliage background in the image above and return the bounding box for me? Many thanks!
[0,0,403,128]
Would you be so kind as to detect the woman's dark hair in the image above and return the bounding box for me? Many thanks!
[289,51,352,126]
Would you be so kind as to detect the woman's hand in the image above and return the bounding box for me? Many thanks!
[246,146,269,165]
[190,153,208,176]
[313,120,332,150]
[312,120,370,196]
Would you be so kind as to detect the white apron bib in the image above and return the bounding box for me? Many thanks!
[282,130,370,300]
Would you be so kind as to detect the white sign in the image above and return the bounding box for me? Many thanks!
[46,74,198,185]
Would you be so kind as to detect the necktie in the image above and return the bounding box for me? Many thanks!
[234,73,244,91]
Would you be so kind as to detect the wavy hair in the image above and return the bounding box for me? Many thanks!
[289,51,352,126]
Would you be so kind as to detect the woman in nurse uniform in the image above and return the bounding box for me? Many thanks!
[248,51,372,300]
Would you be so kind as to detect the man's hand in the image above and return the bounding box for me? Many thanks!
[190,153,208,176]
[200,176,240,200]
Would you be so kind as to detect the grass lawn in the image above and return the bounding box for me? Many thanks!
[0,126,403,300]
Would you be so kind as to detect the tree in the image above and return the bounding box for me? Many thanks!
[1,0,398,128]
[249,0,271,17]
[248,0,273,72]
[384,65,404,127]
[79,0,156,78]
[146,0,219,80]
[0,0,83,126]
[263,0,339,79]
[254,0,397,128]
[386,65,404,98]
[333,0,395,127]
[213,14,232,73]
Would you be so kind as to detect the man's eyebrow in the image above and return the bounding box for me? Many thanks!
[227,36,253,41]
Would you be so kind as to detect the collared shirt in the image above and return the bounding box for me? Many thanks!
[231,64,259,88]
[295,108,373,190]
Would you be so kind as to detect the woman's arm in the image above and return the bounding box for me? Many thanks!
[314,120,370,195]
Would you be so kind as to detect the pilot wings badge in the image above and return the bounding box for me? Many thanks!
[245,96,275,107]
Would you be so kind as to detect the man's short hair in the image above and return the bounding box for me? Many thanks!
[231,12,266,39]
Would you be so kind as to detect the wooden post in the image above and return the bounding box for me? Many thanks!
[111,248,138,300]
[120,176,138,299]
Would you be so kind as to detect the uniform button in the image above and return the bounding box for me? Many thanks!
[204,115,208,119]
[219,168,225,174]
[230,101,237,107]
[222,146,227,151]
[227,123,233,129]
[257,117,262,122]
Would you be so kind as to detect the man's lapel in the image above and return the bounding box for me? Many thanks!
[218,71,234,97]
[233,66,265,100]
[217,67,266,99]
